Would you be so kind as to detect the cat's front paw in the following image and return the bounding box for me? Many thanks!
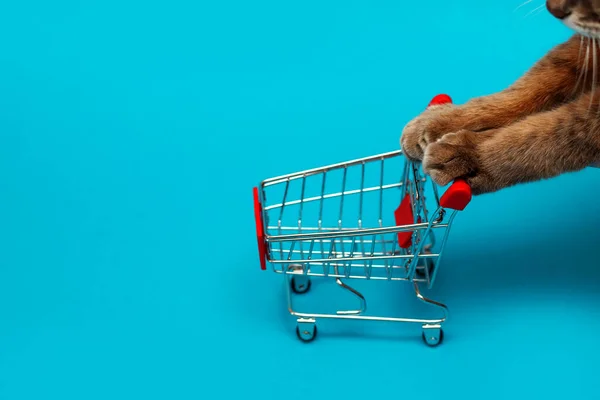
[400,104,458,161]
[422,130,496,195]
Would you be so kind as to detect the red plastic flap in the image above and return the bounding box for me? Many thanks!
[440,179,472,211]
[253,187,267,270]
[428,94,452,107]
[394,194,415,249]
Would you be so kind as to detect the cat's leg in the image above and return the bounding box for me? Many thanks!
[402,34,589,160]
[421,90,600,195]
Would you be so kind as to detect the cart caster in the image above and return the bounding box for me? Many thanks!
[291,276,311,294]
[296,319,317,342]
[416,258,434,278]
[422,325,444,347]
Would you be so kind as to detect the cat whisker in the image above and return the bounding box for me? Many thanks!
[578,34,585,64]
[583,40,591,99]
[514,0,534,12]
[574,36,586,94]
[591,38,598,114]
[573,37,590,97]
[524,3,546,18]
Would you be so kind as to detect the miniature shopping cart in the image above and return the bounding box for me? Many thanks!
[252,95,472,347]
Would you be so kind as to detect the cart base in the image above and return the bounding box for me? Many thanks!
[285,266,448,347]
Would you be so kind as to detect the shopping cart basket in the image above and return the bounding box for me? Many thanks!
[252,94,472,347]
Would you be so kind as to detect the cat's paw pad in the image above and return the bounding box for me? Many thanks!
[400,104,456,161]
[422,131,479,187]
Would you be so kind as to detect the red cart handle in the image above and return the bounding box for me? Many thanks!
[395,94,471,248]
[426,94,472,211]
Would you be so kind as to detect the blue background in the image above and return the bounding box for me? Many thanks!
[1,0,599,399]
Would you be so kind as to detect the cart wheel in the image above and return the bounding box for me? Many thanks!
[291,276,311,294]
[416,259,434,278]
[296,323,317,343]
[422,327,444,347]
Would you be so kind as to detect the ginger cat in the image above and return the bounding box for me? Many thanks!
[401,0,600,195]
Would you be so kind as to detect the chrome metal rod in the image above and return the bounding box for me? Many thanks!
[267,222,449,242]
[262,150,402,186]
[278,179,290,225]
[264,183,404,211]
[269,252,435,264]
[414,281,448,322]
[378,158,384,227]
[277,250,419,261]
[335,278,367,315]
[318,172,326,229]
[358,161,365,228]
[338,167,347,229]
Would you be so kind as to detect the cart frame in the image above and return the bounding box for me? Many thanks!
[252,95,472,346]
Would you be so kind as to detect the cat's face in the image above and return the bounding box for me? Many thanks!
[548,0,600,37]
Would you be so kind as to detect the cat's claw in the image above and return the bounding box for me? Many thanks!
[400,103,456,161]
[423,130,495,195]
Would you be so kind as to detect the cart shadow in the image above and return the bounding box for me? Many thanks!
[432,222,600,302]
